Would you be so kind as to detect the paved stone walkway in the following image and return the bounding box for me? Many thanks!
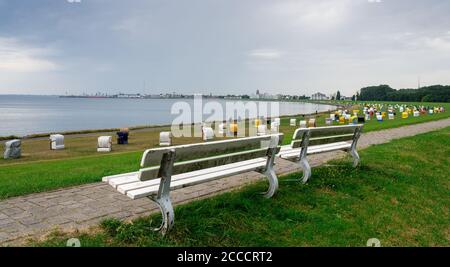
[1,118,449,245]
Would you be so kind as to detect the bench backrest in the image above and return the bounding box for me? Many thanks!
[138,133,284,181]
[291,125,363,154]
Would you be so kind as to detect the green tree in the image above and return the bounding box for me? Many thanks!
[336,91,341,101]
[358,84,450,102]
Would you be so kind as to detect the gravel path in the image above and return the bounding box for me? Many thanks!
[1,118,449,245]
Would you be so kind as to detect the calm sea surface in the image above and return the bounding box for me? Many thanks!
[0,95,335,136]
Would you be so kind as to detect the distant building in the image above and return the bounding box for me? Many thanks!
[250,91,277,100]
[117,93,142,99]
[311,92,329,100]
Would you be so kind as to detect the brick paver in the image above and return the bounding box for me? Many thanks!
[1,118,449,245]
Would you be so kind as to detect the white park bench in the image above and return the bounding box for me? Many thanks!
[103,134,283,234]
[277,125,363,183]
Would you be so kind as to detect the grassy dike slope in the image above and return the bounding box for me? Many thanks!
[35,126,450,247]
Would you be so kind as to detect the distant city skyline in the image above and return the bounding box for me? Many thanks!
[58,89,313,100]
[1,0,450,96]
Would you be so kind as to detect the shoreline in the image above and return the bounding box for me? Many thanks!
[0,97,346,140]
[0,107,345,141]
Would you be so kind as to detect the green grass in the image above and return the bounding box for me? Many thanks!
[33,126,450,247]
[0,152,141,199]
[0,101,448,200]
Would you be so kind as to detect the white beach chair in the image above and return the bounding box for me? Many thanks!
[218,123,226,135]
[97,136,112,152]
[299,120,307,128]
[50,134,65,150]
[308,118,316,128]
[4,139,21,159]
[273,118,281,126]
[257,124,267,136]
[271,121,279,133]
[202,127,214,141]
[159,132,172,146]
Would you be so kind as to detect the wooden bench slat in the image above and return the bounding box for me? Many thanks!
[116,157,267,194]
[310,141,350,150]
[138,147,275,181]
[290,133,354,148]
[292,125,362,140]
[102,171,139,182]
[278,141,351,159]
[309,133,355,141]
[126,160,267,199]
[280,141,350,155]
[109,174,140,188]
[308,142,351,154]
[278,148,301,159]
[279,144,295,152]
[308,125,362,137]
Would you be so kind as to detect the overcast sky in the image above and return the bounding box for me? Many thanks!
[1,0,450,96]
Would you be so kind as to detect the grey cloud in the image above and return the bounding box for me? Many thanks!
[0,0,449,96]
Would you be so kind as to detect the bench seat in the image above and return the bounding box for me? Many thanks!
[278,141,351,159]
[104,157,267,199]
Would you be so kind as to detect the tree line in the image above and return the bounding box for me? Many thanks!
[358,85,450,103]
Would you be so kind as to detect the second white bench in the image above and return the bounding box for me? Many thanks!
[278,125,363,183]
